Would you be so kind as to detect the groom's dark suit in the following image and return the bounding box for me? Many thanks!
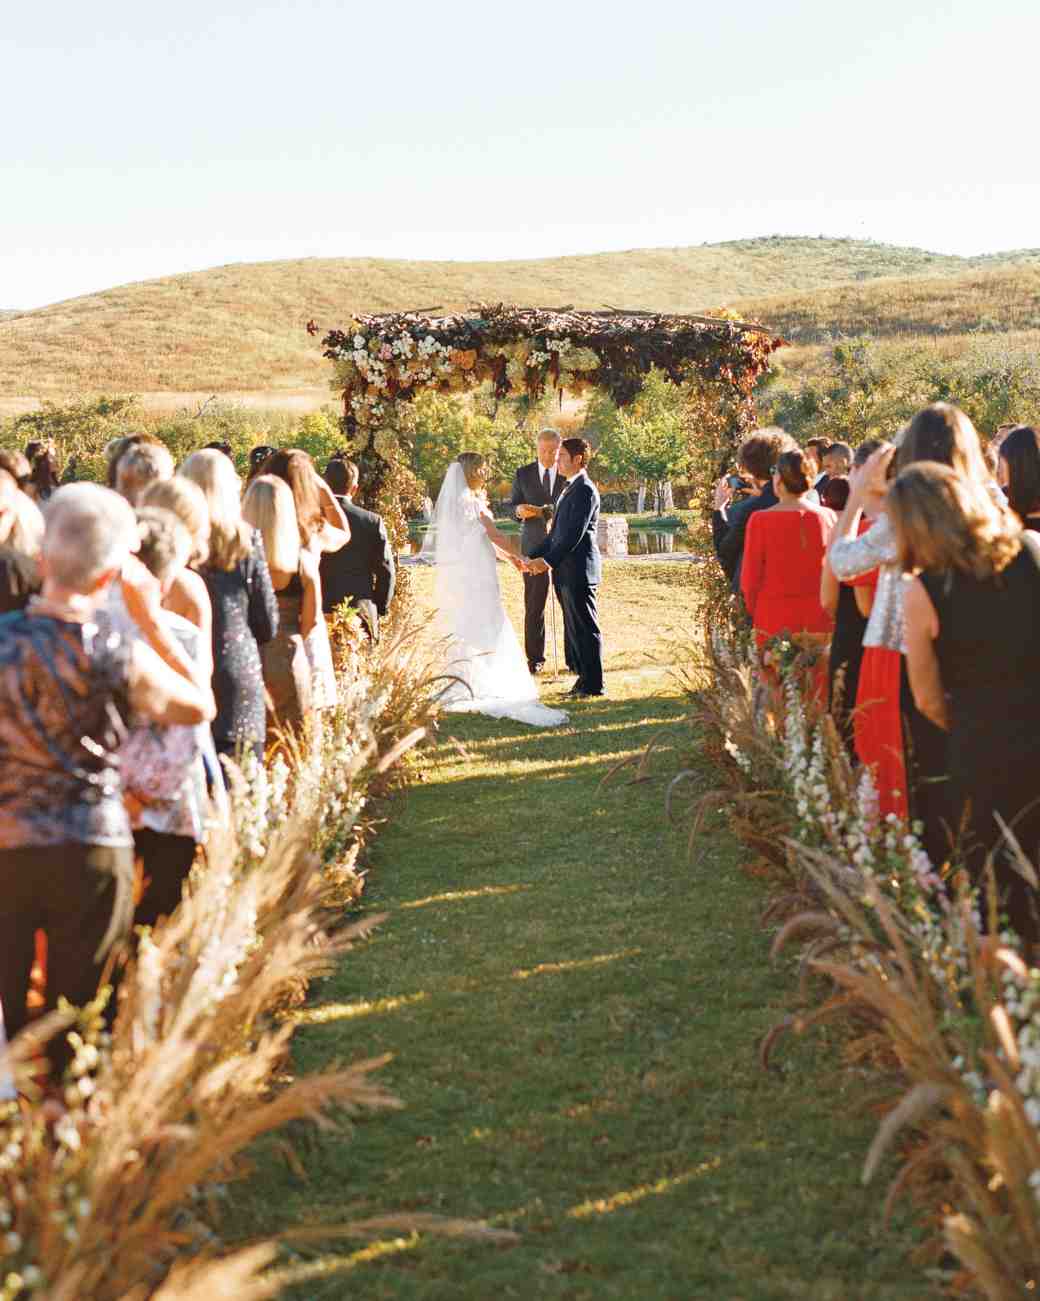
[509,460,568,671]
[529,470,603,695]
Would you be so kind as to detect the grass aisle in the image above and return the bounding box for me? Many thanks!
[235,565,932,1299]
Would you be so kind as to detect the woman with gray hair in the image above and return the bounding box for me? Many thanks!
[0,483,215,1073]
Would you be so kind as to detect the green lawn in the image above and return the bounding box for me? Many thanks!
[231,654,933,1298]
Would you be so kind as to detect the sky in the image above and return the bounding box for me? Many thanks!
[4,0,1038,308]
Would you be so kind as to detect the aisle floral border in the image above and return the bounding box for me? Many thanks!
[0,608,495,1300]
[684,587,1040,1299]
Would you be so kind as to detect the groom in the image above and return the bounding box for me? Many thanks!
[526,437,604,698]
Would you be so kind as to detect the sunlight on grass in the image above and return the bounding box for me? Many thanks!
[565,1158,722,1219]
[291,992,430,1025]
[401,884,531,909]
[232,578,933,1297]
[511,949,641,981]
[273,1236,421,1288]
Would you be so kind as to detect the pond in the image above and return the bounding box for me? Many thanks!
[403,525,698,558]
[627,529,697,555]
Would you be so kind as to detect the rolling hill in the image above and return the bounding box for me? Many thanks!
[3,237,1040,401]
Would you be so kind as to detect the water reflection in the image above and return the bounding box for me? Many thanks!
[627,530,694,555]
[404,527,696,558]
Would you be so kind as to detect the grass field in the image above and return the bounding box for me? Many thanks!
[225,563,932,1299]
[741,262,1040,345]
[4,236,1040,399]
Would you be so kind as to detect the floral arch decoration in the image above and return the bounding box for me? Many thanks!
[317,301,782,433]
[310,302,783,546]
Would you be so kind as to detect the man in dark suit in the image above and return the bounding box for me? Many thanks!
[320,457,396,636]
[509,429,568,674]
[527,436,604,698]
[711,427,791,594]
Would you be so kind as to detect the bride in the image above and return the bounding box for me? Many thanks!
[421,453,568,727]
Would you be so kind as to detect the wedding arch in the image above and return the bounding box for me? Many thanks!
[311,302,783,540]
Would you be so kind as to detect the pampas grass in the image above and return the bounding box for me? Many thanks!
[688,585,1040,1298]
[0,603,445,1299]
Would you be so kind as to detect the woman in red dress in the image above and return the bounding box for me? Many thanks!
[741,449,836,696]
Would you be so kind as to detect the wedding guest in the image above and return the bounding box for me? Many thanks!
[140,475,214,679]
[740,449,836,686]
[712,427,794,593]
[180,450,278,762]
[263,449,351,554]
[0,485,214,1068]
[106,508,213,928]
[829,403,989,826]
[243,475,320,731]
[138,476,226,831]
[806,437,831,487]
[203,440,234,460]
[0,459,44,543]
[816,441,852,499]
[897,406,992,844]
[997,425,1040,531]
[820,442,884,749]
[264,449,347,708]
[820,476,850,512]
[116,441,174,505]
[0,450,32,491]
[991,422,1016,455]
[893,463,1040,946]
[320,457,396,636]
[0,470,41,613]
[104,432,166,488]
[510,429,567,674]
[248,444,276,484]
[23,441,61,502]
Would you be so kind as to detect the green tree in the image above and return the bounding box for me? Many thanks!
[405,388,554,498]
[594,369,693,513]
[7,396,141,482]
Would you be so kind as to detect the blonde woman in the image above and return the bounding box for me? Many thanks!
[179,450,278,761]
[140,475,214,680]
[243,475,321,731]
[891,463,1040,945]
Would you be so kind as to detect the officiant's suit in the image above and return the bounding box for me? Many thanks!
[510,461,569,672]
[529,470,604,696]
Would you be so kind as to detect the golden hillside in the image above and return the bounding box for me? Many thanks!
[739,263,1040,344]
[3,238,1040,399]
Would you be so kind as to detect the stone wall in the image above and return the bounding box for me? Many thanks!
[597,515,629,557]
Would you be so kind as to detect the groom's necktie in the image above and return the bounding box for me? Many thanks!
[542,467,551,499]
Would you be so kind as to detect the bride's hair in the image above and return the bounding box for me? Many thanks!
[457,452,487,489]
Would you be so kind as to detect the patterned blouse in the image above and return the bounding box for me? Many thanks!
[102,593,212,842]
[827,513,905,653]
[0,605,133,849]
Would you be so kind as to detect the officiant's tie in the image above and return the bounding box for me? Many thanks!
[542,468,551,498]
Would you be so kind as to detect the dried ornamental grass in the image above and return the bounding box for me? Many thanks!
[0,610,443,1299]
[691,584,1040,1297]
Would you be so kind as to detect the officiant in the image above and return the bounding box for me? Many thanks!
[510,428,569,675]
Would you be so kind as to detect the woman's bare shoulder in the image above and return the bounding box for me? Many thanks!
[166,568,211,626]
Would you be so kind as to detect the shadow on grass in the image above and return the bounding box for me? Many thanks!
[228,682,933,1301]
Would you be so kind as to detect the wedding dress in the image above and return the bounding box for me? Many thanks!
[421,463,568,727]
